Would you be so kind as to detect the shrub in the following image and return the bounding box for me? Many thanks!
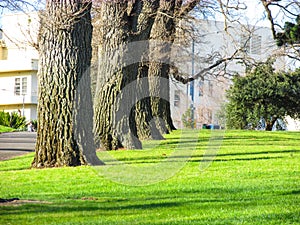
[0,111,10,127]
[0,111,26,129]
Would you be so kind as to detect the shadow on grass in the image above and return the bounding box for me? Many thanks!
[0,192,293,222]
[280,189,300,196]
[142,137,209,149]
[0,178,298,224]
[223,133,300,142]
[195,149,299,158]
[0,195,248,215]
[0,149,34,152]
[0,199,181,216]
[198,155,285,162]
[100,149,297,165]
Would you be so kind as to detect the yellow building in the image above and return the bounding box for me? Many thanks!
[0,12,39,121]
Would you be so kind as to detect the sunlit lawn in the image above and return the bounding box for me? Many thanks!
[0,130,299,224]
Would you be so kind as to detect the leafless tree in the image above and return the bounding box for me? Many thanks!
[261,0,300,67]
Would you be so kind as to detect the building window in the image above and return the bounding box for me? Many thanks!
[208,81,213,97]
[198,81,204,96]
[240,34,262,55]
[14,78,20,95]
[14,77,27,96]
[174,90,180,107]
[22,77,27,95]
[251,35,262,55]
[240,35,251,53]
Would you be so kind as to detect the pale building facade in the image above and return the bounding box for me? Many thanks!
[0,12,39,121]
[169,20,295,130]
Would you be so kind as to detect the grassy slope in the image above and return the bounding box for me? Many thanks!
[0,130,299,224]
[0,125,15,133]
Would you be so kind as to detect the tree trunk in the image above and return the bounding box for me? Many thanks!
[32,0,101,168]
[134,0,165,140]
[135,65,165,140]
[265,116,277,131]
[148,0,177,134]
[93,0,181,149]
[93,2,142,150]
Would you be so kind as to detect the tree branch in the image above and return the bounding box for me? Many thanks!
[171,49,241,84]
[0,0,39,12]
[269,2,299,17]
[176,0,200,18]
[260,0,277,40]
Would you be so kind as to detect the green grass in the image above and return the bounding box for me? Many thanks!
[0,130,299,224]
[0,125,15,133]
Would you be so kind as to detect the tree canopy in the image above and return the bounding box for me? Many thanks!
[225,60,300,130]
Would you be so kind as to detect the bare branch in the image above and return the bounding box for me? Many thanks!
[176,0,200,18]
[269,2,299,17]
[260,0,278,40]
[0,0,42,13]
[171,49,241,84]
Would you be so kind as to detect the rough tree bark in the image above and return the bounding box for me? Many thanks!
[136,0,201,137]
[92,0,201,149]
[134,0,165,140]
[93,2,142,150]
[148,0,177,134]
[32,0,101,167]
[146,0,202,134]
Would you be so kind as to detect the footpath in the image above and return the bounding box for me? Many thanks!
[0,132,36,161]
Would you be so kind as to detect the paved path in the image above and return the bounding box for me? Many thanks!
[0,132,36,161]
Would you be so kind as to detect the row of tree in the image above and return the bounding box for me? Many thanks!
[32,0,209,167]
[27,0,300,167]
[2,0,299,167]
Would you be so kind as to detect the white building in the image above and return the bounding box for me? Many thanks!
[0,12,39,121]
[285,116,300,131]
[169,20,296,130]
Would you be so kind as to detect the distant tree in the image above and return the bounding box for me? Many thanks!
[225,60,300,131]
[276,15,300,47]
[182,108,194,129]
[261,0,300,62]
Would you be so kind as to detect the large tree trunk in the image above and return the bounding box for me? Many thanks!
[135,65,165,140]
[134,0,165,140]
[148,0,177,134]
[93,2,142,150]
[32,0,101,167]
[93,0,186,149]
